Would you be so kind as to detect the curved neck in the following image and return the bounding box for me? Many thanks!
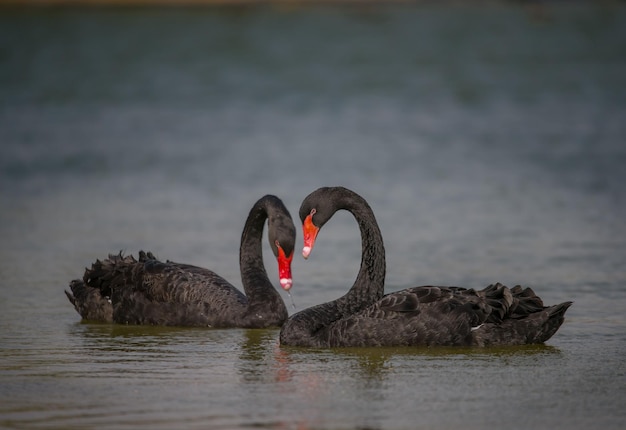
[281,189,385,347]
[239,198,281,304]
[335,192,386,314]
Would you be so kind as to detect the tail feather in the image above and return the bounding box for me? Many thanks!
[474,299,572,346]
[529,301,573,344]
[473,283,572,346]
[66,250,158,322]
[65,279,113,322]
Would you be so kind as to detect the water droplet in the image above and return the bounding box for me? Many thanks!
[287,291,296,310]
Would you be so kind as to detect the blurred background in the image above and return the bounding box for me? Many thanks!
[0,1,625,429]
[1,1,624,293]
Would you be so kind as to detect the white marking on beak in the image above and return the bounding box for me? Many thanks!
[280,278,293,290]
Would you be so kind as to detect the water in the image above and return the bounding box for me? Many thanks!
[1,2,626,429]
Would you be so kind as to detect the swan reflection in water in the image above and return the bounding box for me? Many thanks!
[64,322,562,430]
[236,328,563,430]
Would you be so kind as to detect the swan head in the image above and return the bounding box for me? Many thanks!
[264,196,296,291]
[300,187,349,259]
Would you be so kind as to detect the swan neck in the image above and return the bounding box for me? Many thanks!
[239,199,277,302]
[343,200,386,312]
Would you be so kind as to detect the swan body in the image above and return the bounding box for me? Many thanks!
[66,195,295,328]
[280,187,572,347]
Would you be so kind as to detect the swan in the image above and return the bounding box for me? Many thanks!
[280,186,572,347]
[66,195,295,328]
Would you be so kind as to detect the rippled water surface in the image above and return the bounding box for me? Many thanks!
[1,3,625,429]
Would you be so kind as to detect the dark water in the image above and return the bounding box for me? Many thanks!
[1,3,625,429]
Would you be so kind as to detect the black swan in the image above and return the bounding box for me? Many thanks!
[279,186,572,347]
[66,195,295,328]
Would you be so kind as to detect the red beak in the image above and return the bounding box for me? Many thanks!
[276,244,293,291]
[302,213,319,259]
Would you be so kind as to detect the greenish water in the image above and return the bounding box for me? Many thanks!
[1,3,625,429]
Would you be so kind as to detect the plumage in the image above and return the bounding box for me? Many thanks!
[279,187,572,347]
[66,195,295,328]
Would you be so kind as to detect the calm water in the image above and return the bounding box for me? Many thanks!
[1,3,626,429]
